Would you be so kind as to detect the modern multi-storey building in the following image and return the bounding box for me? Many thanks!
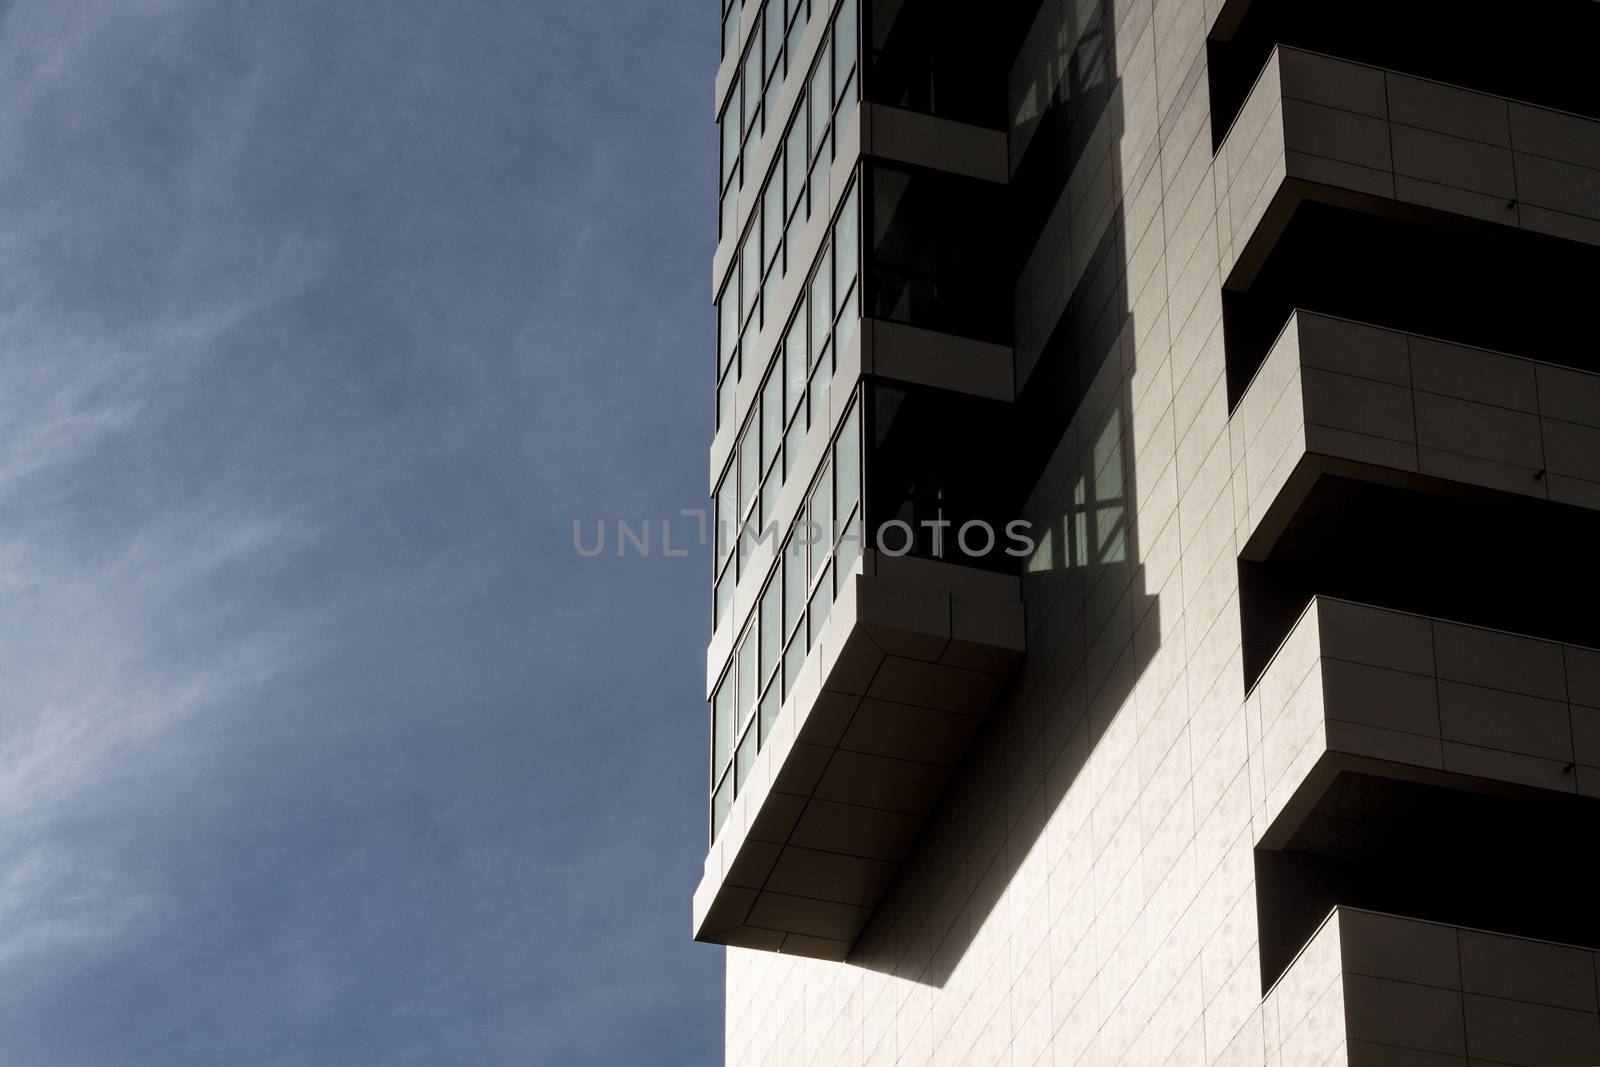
[695,0,1600,1063]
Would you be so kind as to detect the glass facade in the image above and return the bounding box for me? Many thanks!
[712,177,861,628]
[708,399,862,838]
[714,0,860,431]
[709,0,868,841]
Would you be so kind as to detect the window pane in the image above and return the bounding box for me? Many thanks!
[739,304,760,379]
[742,108,760,179]
[807,557,834,643]
[760,263,780,337]
[762,177,783,272]
[810,247,832,352]
[809,461,833,582]
[735,720,757,793]
[807,131,831,216]
[761,370,782,473]
[737,626,757,723]
[743,33,762,132]
[785,0,806,68]
[763,66,783,136]
[835,65,857,124]
[740,237,759,324]
[760,583,780,686]
[835,509,860,579]
[764,1,781,76]
[834,401,860,523]
[784,319,808,420]
[716,468,735,564]
[784,538,805,638]
[739,423,759,513]
[835,277,859,355]
[784,119,807,221]
[759,468,778,528]
[833,0,856,104]
[834,180,859,308]
[718,280,738,374]
[808,42,831,158]
[720,94,740,188]
[717,364,736,429]
[720,183,737,242]
[713,671,734,772]
[783,411,805,481]
[712,772,731,837]
[809,339,832,420]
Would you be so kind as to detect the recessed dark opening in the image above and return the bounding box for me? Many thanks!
[1256,772,1600,990]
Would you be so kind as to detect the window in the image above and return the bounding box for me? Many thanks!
[809,248,832,358]
[760,585,781,694]
[712,671,734,774]
[720,94,740,191]
[717,277,738,376]
[783,319,807,421]
[715,470,736,569]
[762,178,783,274]
[742,30,762,135]
[783,539,805,642]
[833,0,856,107]
[739,230,759,326]
[738,425,759,514]
[761,371,782,475]
[784,118,807,224]
[834,402,860,524]
[709,384,867,839]
[834,181,859,310]
[785,0,807,68]
[808,43,831,160]
[808,461,833,583]
[721,0,743,56]
[707,34,872,830]
[736,625,757,724]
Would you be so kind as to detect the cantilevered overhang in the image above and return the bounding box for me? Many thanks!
[1252,906,1600,1065]
[1245,596,1600,851]
[1216,47,1600,289]
[692,552,1023,959]
[1229,309,1600,563]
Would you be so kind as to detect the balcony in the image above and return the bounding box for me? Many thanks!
[693,551,1023,959]
[1230,310,1600,565]
[1216,46,1600,290]
[1249,907,1600,1066]
[1246,597,1600,849]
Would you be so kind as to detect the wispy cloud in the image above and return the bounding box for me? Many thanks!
[0,1,721,1062]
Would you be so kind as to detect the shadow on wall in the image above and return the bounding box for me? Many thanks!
[853,0,1166,988]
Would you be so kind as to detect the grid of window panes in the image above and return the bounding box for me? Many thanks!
[718,0,802,241]
[709,397,862,840]
[716,0,859,430]
[714,175,860,629]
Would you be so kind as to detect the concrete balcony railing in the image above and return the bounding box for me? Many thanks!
[1230,310,1600,560]
[1246,597,1600,848]
[692,551,1023,959]
[1254,907,1600,1066]
[1216,46,1600,284]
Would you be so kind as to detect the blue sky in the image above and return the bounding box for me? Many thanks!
[0,1,721,1062]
